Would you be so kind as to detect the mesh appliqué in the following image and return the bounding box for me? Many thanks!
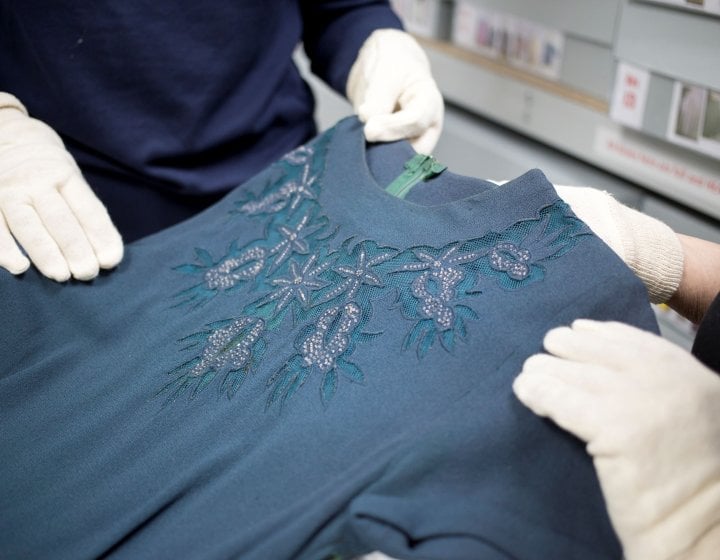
[160,129,592,408]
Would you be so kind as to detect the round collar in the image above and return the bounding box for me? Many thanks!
[317,117,562,248]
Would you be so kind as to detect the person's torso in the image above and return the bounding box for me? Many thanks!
[0,1,316,195]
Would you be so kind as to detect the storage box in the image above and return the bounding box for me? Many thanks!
[450,0,616,98]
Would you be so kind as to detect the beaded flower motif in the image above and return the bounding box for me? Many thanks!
[164,127,591,408]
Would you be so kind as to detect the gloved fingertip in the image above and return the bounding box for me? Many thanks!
[356,104,371,123]
[511,374,529,398]
[362,126,393,145]
[358,96,399,123]
[3,255,31,275]
[96,240,124,270]
[363,116,415,144]
[542,325,574,348]
[569,319,604,332]
[40,262,72,283]
[512,373,542,408]
[409,128,441,155]
[71,262,100,282]
[50,270,72,283]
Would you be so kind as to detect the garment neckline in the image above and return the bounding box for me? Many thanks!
[318,117,561,247]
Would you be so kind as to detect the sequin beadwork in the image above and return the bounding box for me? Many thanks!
[164,128,591,408]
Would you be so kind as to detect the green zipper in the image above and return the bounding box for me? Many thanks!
[384,154,447,199]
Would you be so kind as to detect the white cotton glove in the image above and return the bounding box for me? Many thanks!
[555,185,683,304]
[346,29,444,155]
[0,93,123,281]
[513,320,720,560]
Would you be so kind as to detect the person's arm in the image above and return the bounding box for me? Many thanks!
[299,1,403,94]
[555,184,720,323]
[0,92,123,281]
[300,1,444,154]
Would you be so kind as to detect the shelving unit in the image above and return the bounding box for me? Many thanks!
[392,0,720,221]
[418,39,720,221]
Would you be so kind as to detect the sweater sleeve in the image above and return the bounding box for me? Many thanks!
[691,290,720,374]
[300,0,403,95]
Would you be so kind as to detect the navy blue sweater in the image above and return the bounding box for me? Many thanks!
[0,1,401,239]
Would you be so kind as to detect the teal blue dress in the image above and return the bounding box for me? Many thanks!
[0,117,657,559]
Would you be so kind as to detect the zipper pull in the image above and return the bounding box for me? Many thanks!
[385,154,447,199]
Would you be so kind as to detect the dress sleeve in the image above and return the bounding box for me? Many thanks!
[299,0,403,95]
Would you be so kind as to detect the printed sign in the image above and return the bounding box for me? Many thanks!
[610,62,651,130]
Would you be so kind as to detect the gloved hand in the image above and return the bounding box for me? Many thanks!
[555,185,683,304]
[513,320,720,560]
[0,93,123,281]
[346,29,444,155]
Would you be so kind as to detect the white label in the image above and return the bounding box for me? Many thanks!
[610,62,650,130]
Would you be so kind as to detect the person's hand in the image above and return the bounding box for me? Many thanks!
[0,93,123,281]
[346,29,444,155]
[555,185,683,304]
[513,320,720,560]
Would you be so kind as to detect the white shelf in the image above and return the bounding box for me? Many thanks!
[421,38,720,221]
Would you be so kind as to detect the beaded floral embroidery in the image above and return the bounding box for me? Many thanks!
[160,128,591,407]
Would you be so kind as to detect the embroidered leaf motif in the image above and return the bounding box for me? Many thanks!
[194,248,215,267]
[321,370,338,406]
[354,331,383,344]
[191,371,215,399]
[337,358,365,384]
[266,355,306,409]
[403,320,433,352]
[456,305,479,321]
[157,377,194,407]
[440,328,455,352]
[419,328,436,359]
